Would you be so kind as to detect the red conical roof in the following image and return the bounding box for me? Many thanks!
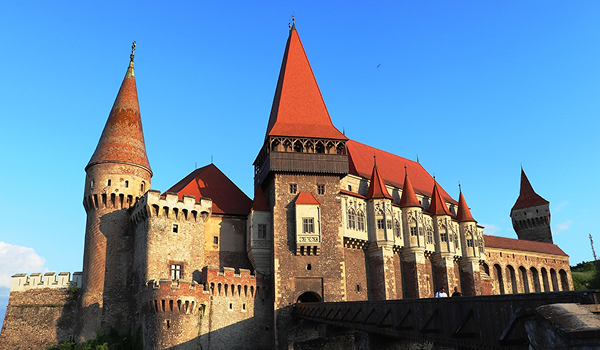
[265,25,347,141]
[252,185,270,211]
[511,168,548,212]
[456,190,476,222]
[367,163,393,200]
[399,172,420,208]
[429,182,452,216]
[87,59,151,174]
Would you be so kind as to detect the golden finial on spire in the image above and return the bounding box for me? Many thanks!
[130,41,136,65]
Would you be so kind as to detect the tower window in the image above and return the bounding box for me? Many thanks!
[124,180,129,188]
[386,220,392,230]
[410,226,417,236]
[440,231,448,242]
[170,264,182,280]
[258,224,267,239]
[467,239,473,247]
[347,185,352,191]
[90,180,95,189]
[302,218,315,233]
[107,179,111,186]
[172,224,178,233]
[306,264,312,270]
[377,219,385,230]
[213,236,219,245]
[317,184,325,195]
[289,184,297,194]
[140,182,145,192]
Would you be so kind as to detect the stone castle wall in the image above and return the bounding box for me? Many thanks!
[0,273,81,350]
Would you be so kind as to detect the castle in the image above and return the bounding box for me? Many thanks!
[0,24,573,350]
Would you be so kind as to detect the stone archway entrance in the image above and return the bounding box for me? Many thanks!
[296,291,322,303]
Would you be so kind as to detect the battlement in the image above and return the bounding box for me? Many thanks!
[131,190,212,224]
[202,266,260,298]
[10,272,82,292]
[83,190,141,212]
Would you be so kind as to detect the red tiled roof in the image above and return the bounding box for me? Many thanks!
[295,192,321,205]
[366,164,393,200]
[483,235,567,257]
[399,172,421,208]
[512,169,548,212]
[340,189,366,199]
[347,140,457,204]
[87,62,152,174]
[265,26,347,141]
[165,164,251,216]
[429,182,452,216]
[252,186,270,211]
[456,191,476,222]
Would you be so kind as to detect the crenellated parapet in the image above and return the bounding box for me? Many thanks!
[142,279,209,315]
[202,266,261,299]
[83,190,142,212]
[130,190,212,225]
[10,272,82,292]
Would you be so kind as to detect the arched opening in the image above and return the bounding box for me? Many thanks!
[541,268,550,292]
[519,266,529,293]
[550,269,559,291]
[560,269,570,291]
[296,291,322,303]
[315,142,325,154]
[530,267,541,292]
[494,264,505,295]
[507,265,517,294]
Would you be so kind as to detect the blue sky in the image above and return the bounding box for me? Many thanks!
[1,1,599,324]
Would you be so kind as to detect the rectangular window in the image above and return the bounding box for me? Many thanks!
[171,264,182,280]
[347,185,352,191]
[172,224,178,233]
[386,220,392,229]
[289,184,297,194]
[213,236,219,245]
[302,218,315,233]
[467,239,474,247]
[440,232,448,242]
[357,214,365,231]
[410,226,417,236]
[377,219,385,230]
[258,224,267,239]
[317,184,325,195]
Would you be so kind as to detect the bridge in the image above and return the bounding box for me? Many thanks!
[292,291,600,349]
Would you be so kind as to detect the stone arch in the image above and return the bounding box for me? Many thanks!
[482,263,490,277]
[296,291,322,303]
[506,265,517,294]
[559,269,570,291]
[550,268,559,291]
[541,267,550,292]
[519,266,530,293]
[530,267,541,292]
[494,264,505,295]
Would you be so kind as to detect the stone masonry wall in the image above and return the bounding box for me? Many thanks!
[343,246,368,301]
[0,289,78,350]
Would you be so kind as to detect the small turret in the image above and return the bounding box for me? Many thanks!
[510,168,552,243]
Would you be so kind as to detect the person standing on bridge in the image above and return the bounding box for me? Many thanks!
[435,287,448,298]
[452,286,462,297]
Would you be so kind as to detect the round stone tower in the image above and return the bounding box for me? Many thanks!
[79,44,152,339]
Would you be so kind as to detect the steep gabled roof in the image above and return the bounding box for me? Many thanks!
[456,190,476,222]
[429,182,453,216]
[295,192,321,205]
[399,172,421,208]
[347,140,456,204]
[87,57,151,174]
[265,25,347,141]
[165,164,251,216]
[484,235,567,256]
[252,186,270,211]
[512,168,549,212]
[366,163,393,200]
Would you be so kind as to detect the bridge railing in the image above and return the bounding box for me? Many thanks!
[292,291,600,349]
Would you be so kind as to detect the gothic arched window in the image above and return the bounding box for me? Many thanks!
[348,209,356,230]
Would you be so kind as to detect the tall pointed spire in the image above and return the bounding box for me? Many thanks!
[511,168,548,212]
[456,186,476,222]
[86,42,151,174]
[399,168,420,208]
[366,162,393,200]
[265,24,346,140]
[429,181,452,216]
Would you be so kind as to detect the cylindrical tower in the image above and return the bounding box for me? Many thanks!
[79,44,152,339]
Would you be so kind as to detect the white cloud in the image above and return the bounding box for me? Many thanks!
[553,220,573,234]
[0,242,46,288]
[480,223,501,236]
[553,201,568,213]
